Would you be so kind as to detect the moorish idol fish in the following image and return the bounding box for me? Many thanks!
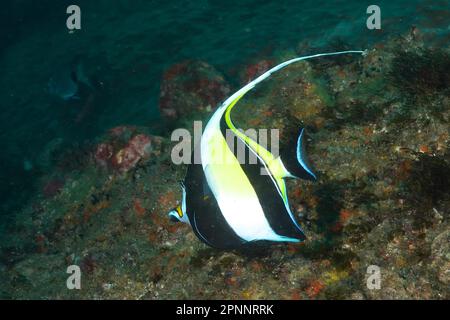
[168,50,364,249]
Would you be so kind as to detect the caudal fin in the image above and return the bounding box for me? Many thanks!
[280,128,317,181]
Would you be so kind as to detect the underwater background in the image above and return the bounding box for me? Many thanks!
[0,0,449,299]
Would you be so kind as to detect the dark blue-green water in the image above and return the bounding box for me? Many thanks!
[0,0,448,221]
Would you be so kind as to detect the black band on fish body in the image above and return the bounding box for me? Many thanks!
[230,131,307,242]
[183,131,306,248]
[184,153,245,249]
[219,106,306,243]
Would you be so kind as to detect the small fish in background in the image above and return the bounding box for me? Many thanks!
[47,69,80,101]
[47,56,103,123]
[168,50,364,249]
[47,57,94,101]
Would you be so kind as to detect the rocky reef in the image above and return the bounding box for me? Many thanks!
[0,31,449,299]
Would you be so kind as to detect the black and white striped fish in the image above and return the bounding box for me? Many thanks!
[168,50,364,249]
